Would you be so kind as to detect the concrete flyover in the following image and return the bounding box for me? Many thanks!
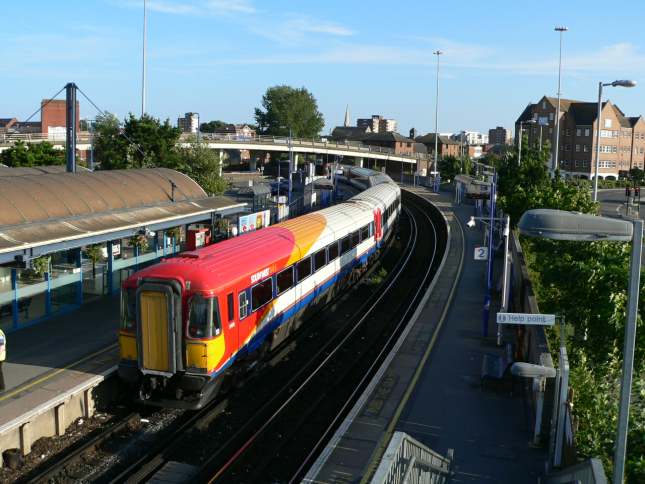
[0,132,427,166]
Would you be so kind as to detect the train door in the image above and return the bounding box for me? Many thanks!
[374,208,383,241]
[237,288,253,351]
[224,291,238,357]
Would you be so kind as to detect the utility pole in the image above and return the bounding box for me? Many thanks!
[433,50,443,189]
[553,26,568,174]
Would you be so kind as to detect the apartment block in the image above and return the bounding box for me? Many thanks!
[516,95,645,179]
[177,112,199,133]
[357,115,397,134]
[488,126,512,146]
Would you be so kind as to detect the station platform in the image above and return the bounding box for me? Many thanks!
[0,296,119,463]
[306,187,546,483]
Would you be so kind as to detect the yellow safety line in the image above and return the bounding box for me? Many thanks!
[0,342,118,403]
[361,198,466,483]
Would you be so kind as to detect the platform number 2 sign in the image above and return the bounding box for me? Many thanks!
[474,246,488,261]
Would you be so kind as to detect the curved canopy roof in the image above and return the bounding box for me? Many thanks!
[0,168,206,226]
[0,168,245,259]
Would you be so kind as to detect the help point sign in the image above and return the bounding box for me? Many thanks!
[496,312,555,326]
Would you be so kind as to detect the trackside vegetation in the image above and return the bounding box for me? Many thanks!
[487,142,645,481]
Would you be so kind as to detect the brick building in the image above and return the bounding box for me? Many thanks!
[357,115,397,134]
[488,126,512,146]
[415,133,460,159]
[41,99,80,137]
[516,95,645,179]
[362,132,415,155]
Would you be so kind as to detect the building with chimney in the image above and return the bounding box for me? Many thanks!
[516,95,645,179]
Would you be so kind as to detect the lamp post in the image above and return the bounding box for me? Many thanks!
[518,119,536,166]
[433,50,443,192]
[288,126,293,205]
[141,0,147,117]
[553,26,568,174]
[592,80,637,202]
[518,209,641,482]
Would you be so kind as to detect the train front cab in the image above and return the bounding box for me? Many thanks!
[118,277,229,409]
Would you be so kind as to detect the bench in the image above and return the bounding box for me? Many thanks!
[481,343,516,394]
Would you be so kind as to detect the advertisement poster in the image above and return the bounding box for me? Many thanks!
[239,210,271,233]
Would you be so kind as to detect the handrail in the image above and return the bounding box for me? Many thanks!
[0,131,428,161]
[370,431,452,484]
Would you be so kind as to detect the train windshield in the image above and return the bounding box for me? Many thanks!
[120,288,136,331]
[188,295,222,339]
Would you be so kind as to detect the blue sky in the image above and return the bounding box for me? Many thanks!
[3,0,645,136]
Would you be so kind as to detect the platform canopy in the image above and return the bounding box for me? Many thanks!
[0,167,245,262]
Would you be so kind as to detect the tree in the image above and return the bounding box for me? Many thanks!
[93,112,128,169]
[177,137,228,195]
[0,140,65,167]
[200,120,228,133]
[255,85,324,138]
[439,155,471,181]
[94,113,181,170]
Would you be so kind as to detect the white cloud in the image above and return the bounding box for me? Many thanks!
[114,0,255,16]
[206,0,255,14]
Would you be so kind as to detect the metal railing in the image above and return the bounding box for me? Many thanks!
[0,131,428,162]
[544,458,608,484]
[371,432,452,484]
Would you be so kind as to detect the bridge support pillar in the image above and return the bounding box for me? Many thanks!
[356,157,363,168]
[218,150,224,177]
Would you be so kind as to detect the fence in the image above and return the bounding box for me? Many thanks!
[370,432,452,484]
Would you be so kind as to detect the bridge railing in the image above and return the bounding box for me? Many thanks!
[0,131,428,162]
[190,132,429,161]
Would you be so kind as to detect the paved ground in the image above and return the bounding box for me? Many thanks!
[397,200,544,482]
[1,295,118,394]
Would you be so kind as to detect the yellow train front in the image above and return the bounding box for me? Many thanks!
[118,275,229,409]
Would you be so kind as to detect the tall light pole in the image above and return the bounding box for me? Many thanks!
[433,50,443,189]
[141,0,148,117]
[592,80,637,201]
[518,209,641,484]
[553,26,568,174]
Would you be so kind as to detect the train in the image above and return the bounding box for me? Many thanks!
[118,178,401,409]
[454,174,491,200]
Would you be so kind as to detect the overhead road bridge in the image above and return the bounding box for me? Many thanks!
[0,132,427,167]
[0,167,245,332]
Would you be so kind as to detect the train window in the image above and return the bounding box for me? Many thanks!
[350,230,360,248]
[314,248,327,272]
[297,257,312,281]
[360,225,369,242]
[188,295,220,338]
[120,288,136,331]
[251,278,273,311]
[341,235,351,254]
[276,266,294,295]
[369,222,374,237]
[239,292,249,320]
[227,293,234,322]
[328,241,339,261]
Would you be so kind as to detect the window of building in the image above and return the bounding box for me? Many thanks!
[276,266,294,295]
[604,119,612,128]
[583,145,589,152]
[297,257,312,281]
[328,241,339,261]
[641,147,645,154]
[585,128,590,137]
[251,278,273,311]
[565,129,571,136]
[575,144,580,152]
[542,101,547,109]
[549,112,554,121]
[564,144,571,151]
[549,128,553,134]
[314,248,327,272]
[576,128,582,137]
[600,130,611,138]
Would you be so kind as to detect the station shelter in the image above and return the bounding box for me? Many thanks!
[0,167,246,333]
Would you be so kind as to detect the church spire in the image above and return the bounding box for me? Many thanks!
[344,104,351,127]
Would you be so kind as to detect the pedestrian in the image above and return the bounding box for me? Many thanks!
[0,327,5,391]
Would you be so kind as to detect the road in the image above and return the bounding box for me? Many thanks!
[597,188,642,219]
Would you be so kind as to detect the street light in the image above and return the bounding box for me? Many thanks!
[518,119,536,166]
[141,0,148,116]
[433,50,443,192]
[518,208,641,482]
[592,80,637,202]
[553,26,568,174]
